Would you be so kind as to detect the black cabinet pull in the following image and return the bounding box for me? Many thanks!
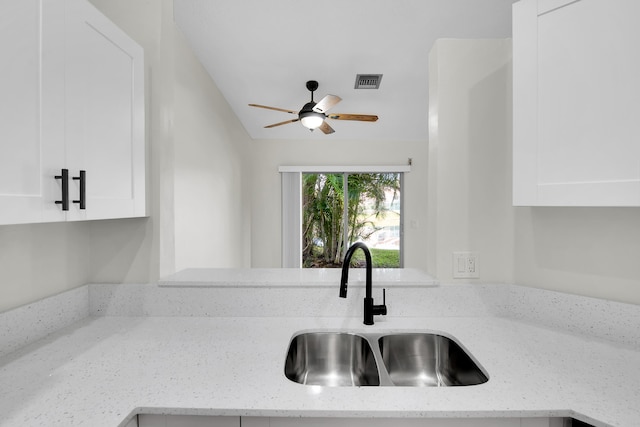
[73,170,86,210]
[54,168,69,211]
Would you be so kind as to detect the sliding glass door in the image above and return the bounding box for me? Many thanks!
[301,172,402,268]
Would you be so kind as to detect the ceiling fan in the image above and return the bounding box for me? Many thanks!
[249,80,378,134]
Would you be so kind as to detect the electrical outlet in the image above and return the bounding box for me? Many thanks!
[452,251,479,279]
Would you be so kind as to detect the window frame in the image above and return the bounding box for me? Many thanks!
[280,165,410,268]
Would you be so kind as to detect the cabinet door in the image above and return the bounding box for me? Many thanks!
[513,0,640,206]
[64,0,145,220]
[140,417,559,427]
[0,0,66,224]
[138,415,240,427]
[258,417,522,427]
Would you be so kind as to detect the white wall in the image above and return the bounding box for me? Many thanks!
[514,207,640,304]
[428,39,514,284]
[86,0,252,275]
[429,39,640,305]
[0,222,90,312]
[249,138,429,269]
[172,28,252,271]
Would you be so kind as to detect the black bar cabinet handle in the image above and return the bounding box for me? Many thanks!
[73,170,86,210]
[54,168,69,211]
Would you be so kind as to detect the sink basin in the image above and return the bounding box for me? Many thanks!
[378,333,488,386]
[284,332,380,386]
[284,331,487,387]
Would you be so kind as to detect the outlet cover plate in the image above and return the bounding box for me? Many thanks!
[453,251,479,279]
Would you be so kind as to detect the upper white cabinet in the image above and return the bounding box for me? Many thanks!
[0,0,66,224]
[64,0,145,221]
[0,0,145,224]
[513,0,640,206]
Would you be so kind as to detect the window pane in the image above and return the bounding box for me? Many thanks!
[302,173,345,268]
[301,172,402,268]
[346,173,401,268]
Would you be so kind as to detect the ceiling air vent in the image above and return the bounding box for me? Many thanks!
[354,74,383,89]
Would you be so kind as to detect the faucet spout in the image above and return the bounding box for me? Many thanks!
[339,242,387,325]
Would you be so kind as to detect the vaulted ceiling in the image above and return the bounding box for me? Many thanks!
[173,0,516,141]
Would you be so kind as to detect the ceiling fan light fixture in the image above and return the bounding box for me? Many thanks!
[300,111,325,130]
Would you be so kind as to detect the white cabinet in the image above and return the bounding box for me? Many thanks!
[0,0,66,224]
[0,0,145,224]
[138,415,239,427]
[64,0,145,221]
[138,417,562,427]
[243,417,560,427]
[513,0,640,206]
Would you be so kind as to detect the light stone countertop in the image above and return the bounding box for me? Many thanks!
[1,313,639,427]
[1,269,639,427]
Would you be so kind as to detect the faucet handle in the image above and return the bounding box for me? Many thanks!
[373,288,387,316]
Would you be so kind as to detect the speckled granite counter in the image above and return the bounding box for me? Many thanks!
[1,270,639,427]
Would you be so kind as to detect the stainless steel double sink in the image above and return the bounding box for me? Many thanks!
[284,331,488,387]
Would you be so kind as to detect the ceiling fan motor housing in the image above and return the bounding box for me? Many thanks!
[299,101,320,115]
[299,101,325,130]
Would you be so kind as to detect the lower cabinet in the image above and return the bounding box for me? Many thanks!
[244,417,562,427]
[137,415,239,427]
[137,415,563,427]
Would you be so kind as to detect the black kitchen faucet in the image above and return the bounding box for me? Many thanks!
[339,242,387,325]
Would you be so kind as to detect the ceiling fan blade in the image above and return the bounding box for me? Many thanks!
[264,118,299,128]
[249,104,297,115]
[313,95,342,113]
[327,113,378,122]
[319,121,335,134]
